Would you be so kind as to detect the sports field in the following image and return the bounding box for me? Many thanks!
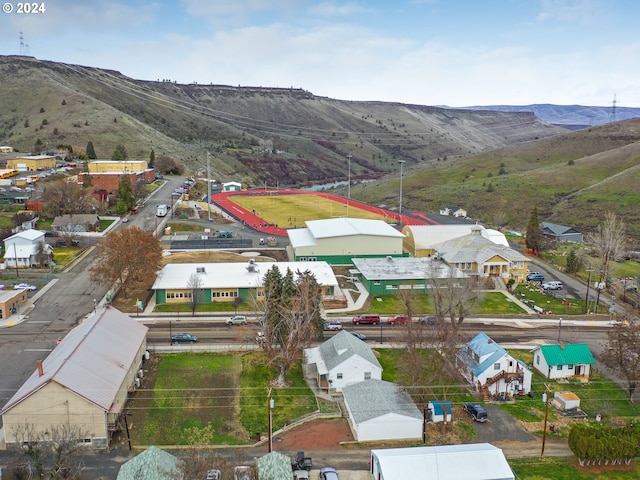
[229,193,393,228]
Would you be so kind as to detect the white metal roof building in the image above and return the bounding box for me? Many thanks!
[371,443,514,480]
[287,217,406,265]
[343,379,423,442]
[401,224,506,257]
[152,260,340,304]
[1,307,148,449]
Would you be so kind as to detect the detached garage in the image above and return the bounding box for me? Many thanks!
[343,379,422,442]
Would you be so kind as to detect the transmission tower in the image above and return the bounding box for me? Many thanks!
[609,94,617,123]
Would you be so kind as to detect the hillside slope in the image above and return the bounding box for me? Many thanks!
[351,119,640,238]
[0,55,566,186]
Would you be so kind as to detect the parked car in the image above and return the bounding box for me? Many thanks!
[170,333,198,344]
[324,321,343,331]
[233,466,251,480]
[542,281,563,290]
[527,273,545,282]
[206,469,221,480]
[226,315,247,326]
[352,314,381,325]
[319,467,339,480]
[55,239,80,247]
[388,315,407,325]
[347,331,367,341]
[463,402,488,422]
[14,283,37,291]
[122,217,129,223]
[418,315,436,325]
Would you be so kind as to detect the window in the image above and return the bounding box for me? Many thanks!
[494,363,501,371]
[557,365,563,371]
[364,372,371,380]
[336,373,343,379]
[567,364,574,370]
[536,355,540,365]
[373,281,381,285]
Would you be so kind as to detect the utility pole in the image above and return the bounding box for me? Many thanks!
[267,388,274,452]
[207,151,212,222]
[398,160,406,216]
[584,268,593,313]
[346,154,352,200]
[541,381,551,457]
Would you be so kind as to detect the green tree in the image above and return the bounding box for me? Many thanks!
[565,249,581,274]
[86,141,97,159]
[111,144,127,160]
[525,206,543,253]
[149,148,155,168]
[117,174,136,211]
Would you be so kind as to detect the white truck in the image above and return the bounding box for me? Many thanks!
[156,204,169,217]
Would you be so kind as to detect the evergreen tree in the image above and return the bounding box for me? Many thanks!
[117,174,136,211]
[111,144,127,160]
[525,206,543,253]
[149,148,155,168]
[86,141,97,159]
[565,249,580,274]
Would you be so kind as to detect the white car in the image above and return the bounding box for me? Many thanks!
[14,283,37,291]
[542,281,563,290]
[226,315,247,326]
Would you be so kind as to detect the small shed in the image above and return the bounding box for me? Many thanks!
[427,400,452,423]
[554,391,580,410]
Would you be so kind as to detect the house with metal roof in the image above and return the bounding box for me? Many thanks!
[287,217,406,265]
[541,222,584,244]
[532,343,595,381]
[1,307,148,449]
[371,443,515,480]
[457,332,532,401]
[116,446,182,480]
[430,226,529,283]
[342,379,422,442]
[304,330,382,393]
[3,228,52,268]
[152,260,339,305]
[351,256,466,295]
[402,224,510,257]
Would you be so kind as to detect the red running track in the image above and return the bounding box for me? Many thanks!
[211,189,435,236]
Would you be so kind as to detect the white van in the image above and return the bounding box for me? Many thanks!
[542,281,563,290]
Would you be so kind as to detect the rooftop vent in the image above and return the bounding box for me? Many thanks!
[196,267,205,273]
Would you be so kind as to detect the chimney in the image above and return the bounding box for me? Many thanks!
[560,343,565,350]
[37,360,44,377]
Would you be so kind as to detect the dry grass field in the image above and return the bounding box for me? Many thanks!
[229,193,392,227]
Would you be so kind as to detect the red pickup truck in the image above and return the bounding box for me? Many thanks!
[352,314,381,325]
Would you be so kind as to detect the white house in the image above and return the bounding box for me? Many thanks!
[532,343,595,381]
[370,443,514,480]
[342,379,423,442]
[304,330,382,393]
[3,229,52,268]
[457,332,532,400]
[439,206,467,218]
[222,181,242,192]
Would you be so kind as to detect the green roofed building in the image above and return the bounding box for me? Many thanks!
[116,446,182,480]
[532,343,595,381]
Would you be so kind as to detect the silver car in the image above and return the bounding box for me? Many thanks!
[226,315,247,326]
[320,467,339,480]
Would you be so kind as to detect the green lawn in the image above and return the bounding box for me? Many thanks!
[510,457,640,479]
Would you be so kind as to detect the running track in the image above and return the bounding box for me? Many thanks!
[211,189,439,236]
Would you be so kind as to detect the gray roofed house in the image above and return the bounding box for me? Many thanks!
[342,379,422,441]
[541,222,583,244]
[431,226,530,283]
[52,213,100,233]
[1,307,148,449]
[304,330,382,393]
[116,446,182,480]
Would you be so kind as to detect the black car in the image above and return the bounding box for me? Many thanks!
[418,315,436,325]
[171,333,198,344]
[463,402,488,422]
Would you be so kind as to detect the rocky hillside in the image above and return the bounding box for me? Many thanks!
[0,55,566,187]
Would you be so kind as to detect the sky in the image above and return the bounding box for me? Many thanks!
[2,0,640,107]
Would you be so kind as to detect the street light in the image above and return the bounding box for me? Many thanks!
[398,160,406,215]
[346,154,352,200]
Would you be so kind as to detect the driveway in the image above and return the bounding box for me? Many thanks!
[469,404,536,443]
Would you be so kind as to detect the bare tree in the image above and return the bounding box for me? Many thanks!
[34,240,50,268]
[9,422,87,479]
[41,179,98,216]
[258,266,323,387]
[601,313,640,402]
[427,260,480,332]
[187,272,204,316]
[586,212,627,309]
